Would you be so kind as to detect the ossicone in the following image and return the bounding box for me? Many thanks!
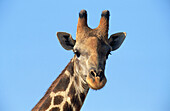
[77,9,88,33]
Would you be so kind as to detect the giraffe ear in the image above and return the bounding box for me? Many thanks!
[108,32,126,51]
[57,32,76,50]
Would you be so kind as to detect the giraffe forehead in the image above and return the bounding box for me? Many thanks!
[76,37,109,54]
[85,37,98,50]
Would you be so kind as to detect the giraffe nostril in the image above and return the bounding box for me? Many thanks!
[90,70,95,77]
[90,69,104,79]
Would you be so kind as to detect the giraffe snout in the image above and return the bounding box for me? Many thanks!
[86,68,107,90]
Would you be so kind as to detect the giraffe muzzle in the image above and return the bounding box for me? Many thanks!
[86,69,107,90]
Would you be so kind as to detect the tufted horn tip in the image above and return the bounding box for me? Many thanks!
[79,9,87,18]
[101,10,110,19]
[77,9,88,32]
[97,10,110,39]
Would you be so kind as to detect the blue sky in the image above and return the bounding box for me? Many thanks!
[0,0,170,111]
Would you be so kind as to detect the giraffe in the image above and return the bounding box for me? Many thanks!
[32,9,126,111]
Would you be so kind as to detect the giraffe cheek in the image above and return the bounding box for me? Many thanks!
[86,75,107,90]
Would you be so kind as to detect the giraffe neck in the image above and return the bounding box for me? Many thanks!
[32,58,89,111]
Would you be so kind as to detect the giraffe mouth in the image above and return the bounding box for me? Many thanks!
[86,74,107,90]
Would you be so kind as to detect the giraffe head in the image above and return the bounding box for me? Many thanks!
[57,10,126,90]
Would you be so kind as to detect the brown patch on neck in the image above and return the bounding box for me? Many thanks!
[67,61,74,76]
[68,83,76,98]
[63,102,73,111]
[71,94,81,110]
[54,95,64,105]
[80,93,86,103]
[53,75,70,93]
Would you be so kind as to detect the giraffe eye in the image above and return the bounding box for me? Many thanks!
[73,49,80,57]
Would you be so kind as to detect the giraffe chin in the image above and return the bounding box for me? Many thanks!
[86,75,107,90]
